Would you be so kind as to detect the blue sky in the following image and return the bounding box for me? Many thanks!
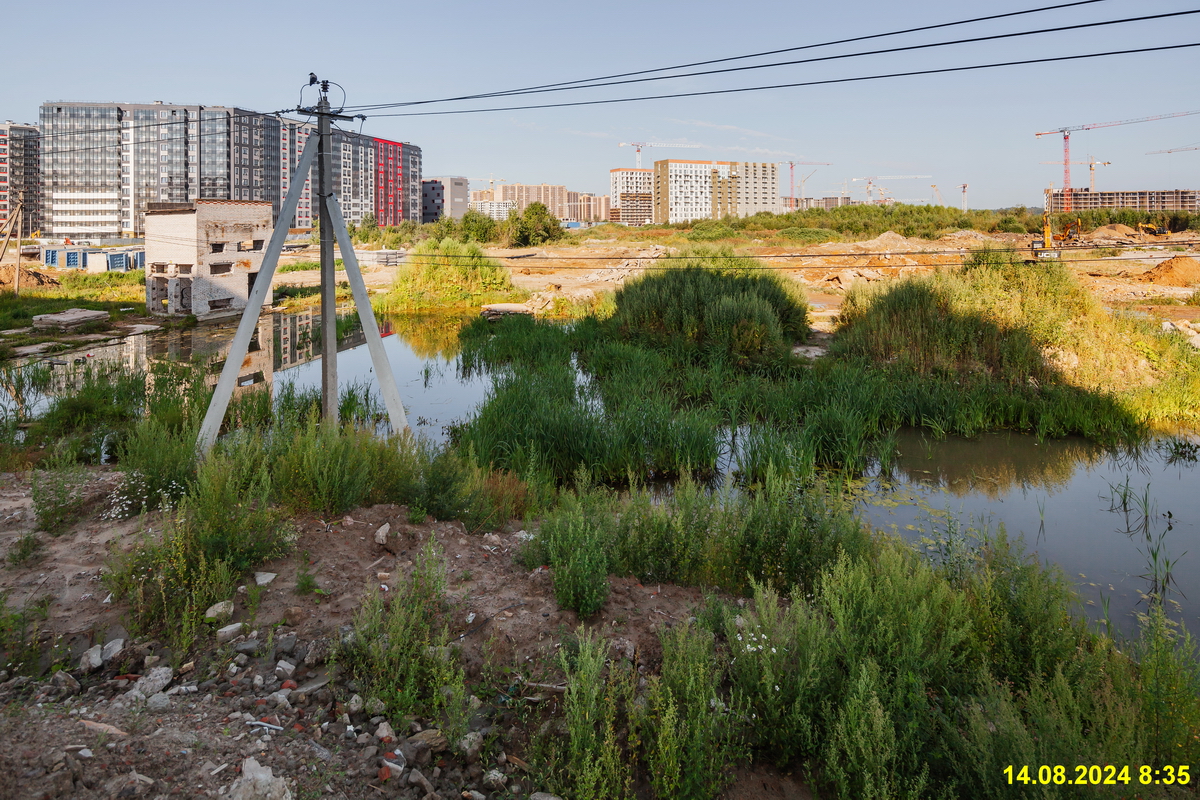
[9,0,1199,209]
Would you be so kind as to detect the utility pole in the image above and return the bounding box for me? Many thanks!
[14,192,22,296]
[317,85,338,425]
[196,75,410,454]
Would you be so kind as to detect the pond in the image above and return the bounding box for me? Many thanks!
[9,310,1198,638]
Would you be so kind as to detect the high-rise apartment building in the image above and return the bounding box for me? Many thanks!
[609,168,652,212]
[38,101,421,238]
[422,176,469,222]
[651,160,780,224]
[467,200,517,220]
[1046,188,1198,213]
[567,192,610,222]
[0,122,41,237]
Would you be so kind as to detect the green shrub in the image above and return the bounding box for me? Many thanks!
[378,238,525,311]
[610,252,809,358]
[541,507,611,616]
[777,226,840,243]
[30,448,88,533]
[108,417,197,518]
[274,421,374,516]
[6,533,41,567]
[339,540,469,735]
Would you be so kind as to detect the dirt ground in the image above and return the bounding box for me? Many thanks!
[0,470,811,799]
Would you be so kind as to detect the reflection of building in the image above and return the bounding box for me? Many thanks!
[145,200,274,318]
[276,309,313,369]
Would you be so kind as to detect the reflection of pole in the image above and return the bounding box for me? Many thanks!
[328,195,409,432]
[317,85,338,426]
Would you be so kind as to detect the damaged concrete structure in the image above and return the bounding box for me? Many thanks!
[144,200,274,318]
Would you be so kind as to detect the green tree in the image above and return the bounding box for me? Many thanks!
[460,208,498,243]
[509,202,564,247]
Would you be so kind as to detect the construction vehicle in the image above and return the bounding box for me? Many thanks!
[1136,222,1168,237]
[1031,211,1081,259]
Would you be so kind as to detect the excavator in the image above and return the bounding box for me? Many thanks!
[1031,211,1081,259]
[1136,222,1168,238]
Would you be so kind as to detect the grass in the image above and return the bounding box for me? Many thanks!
[835,247,1200,429]
[0,269,146,352]
[376,238,528,312]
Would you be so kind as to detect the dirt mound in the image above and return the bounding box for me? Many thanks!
[0,265,60,288]
[1136,255,1200,287]
[1088,223,1137,238]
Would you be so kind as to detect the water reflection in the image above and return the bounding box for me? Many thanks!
[890,429,1107,498]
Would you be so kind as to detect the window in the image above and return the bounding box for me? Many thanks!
[210,263,232,275]
[211,242,225,253]
[209,297,232,310]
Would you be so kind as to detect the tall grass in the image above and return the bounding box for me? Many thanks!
[835,248,1200,428]
[610,248,809,363]
[376,237,527,312]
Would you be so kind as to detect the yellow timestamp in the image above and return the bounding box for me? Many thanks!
[1003,765,1191,786]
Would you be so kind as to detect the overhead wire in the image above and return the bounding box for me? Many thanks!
[365,42,1200,118]
[341,0,1121,111]
[346,8,1199,111]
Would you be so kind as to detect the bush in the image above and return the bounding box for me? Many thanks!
[30,448,88,533]
[274,421,374,516]
[378,238,525,311]
[339,540,469,736]
[610,250,810,360]
[777,226,841,243]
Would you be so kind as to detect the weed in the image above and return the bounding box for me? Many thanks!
[30,448,87,533]
[339,539,469,735]
[295,555,318,596]
[6,533,41,567]
[0,593,51,674]
[377,238,527,312]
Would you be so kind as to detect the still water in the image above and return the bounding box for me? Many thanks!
[12,310,1199,637]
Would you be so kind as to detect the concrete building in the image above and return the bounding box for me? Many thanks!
[37,101,421,238]
[421,176,469,222]
[0,122,40,237]
[473,183,570,218]
[468,199,517,220]
[610,168,653,212]
[1046,188,1199,213]
[652,159,782,223]
[567,192,610,222]
[611,193,652,226]
[144,200,274,318]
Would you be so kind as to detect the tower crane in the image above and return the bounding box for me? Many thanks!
[1039,155,1110,192]
[1036,109,1200,212]
[617,142,700,169]
[851,175,931,205]
[777,160,831,208]
[956,184,968,212]
[1147,144,1200,154]
[931,185,944,205]
[469,175,506,199]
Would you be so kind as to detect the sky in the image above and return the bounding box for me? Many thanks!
[8,0,1200,209]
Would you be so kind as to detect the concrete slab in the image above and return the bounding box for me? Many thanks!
[31,308,111,331]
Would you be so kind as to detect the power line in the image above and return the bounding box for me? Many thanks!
[365,43,1200,118]
[347,8,1195,111]
[342,0,1119,111]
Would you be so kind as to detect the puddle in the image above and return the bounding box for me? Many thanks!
[7,313,1198,636]
[859,430,1199,636]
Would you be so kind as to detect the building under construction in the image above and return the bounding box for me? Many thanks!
[1046,188,1198,214]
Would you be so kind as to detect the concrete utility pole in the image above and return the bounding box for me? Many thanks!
[196,76,410,454]
[317,85,338,425]
[14,192,23,295]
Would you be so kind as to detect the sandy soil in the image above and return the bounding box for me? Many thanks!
[0,470,808,799]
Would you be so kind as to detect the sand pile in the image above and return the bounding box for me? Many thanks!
[1087,223,1137,239]
[0,266,59,288]
[1136,255,1200,287]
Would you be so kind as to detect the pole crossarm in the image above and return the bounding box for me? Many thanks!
[327,195,411,434]
[196,135,319,453]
